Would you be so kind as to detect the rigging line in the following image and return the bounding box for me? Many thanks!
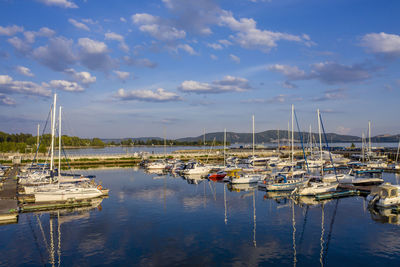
[298,205,309,247]
[323,198,340,265]
[36,214,50,256]
[28,216,47,267]
[31,106,52,166]
[319,113,339,183]
[294,109,310,173]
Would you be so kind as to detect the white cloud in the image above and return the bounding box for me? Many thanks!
[268,62,372,85]
[16,66,34,77]
[0,25,24,36]
[23,27,55,43]
[123,56,158,68]
[68,18,90,31]
[115,88,182,102]
[8,37,31,54]
[268,64,307,80]
[78,38,114,71]
[78,38,107,53]
[64,68,96,86]
[313,88,346,101]
[177,44,196,55]
[161,0,220,35]
[120,17,127,23]
[206,43,223,50]
[0,93,16,106]
[114,70,130,81]
[36,0,78,8]
[361,32,400,56]
[219,39,232,46]
[230,54,240,63]
[219,10,313,52]
[0,75,51,97]
[210,54,218,60]
[132,13,186,41]
[179,75,251,94]
[49,80,84,92]
[33,36,76,71]
[105,32,129,52]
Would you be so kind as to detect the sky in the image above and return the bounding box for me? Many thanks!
[0,0,399,139]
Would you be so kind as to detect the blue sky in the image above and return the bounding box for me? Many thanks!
[0,0,399,139]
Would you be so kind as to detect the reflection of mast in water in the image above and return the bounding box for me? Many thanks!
[163,176,166,211]
[224,184,227,225]
[320,204,325,267]
[253,190,257,248]
[292,200,297,267]
[49,217,55,266]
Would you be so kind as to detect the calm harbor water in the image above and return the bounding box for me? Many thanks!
[57,142,399,156]
[1,168,400,266]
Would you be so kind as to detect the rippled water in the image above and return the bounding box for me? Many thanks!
[1,169,400,266]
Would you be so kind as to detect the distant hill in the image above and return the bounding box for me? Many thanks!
[176,130,362,143]
[103,131,400,144]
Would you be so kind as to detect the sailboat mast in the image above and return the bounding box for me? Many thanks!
[50,93,57,173]
[291,105,294,165]
[368,121,372,153]
[58,106,62,179]
[36,124,40,163]
[362,132,365,163]
[317,109,323,165]
[252,115,255,160]
[163,127,166,158]
[396,138,400,163]
[224,128,226,168]
[309,124,312,153]
[277,129,280,153]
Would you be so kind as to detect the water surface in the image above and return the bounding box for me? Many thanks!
[1,169,400,266]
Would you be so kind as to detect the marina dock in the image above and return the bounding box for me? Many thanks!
[0,166,18,224]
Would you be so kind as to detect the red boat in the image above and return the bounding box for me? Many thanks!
[208,171,227,181]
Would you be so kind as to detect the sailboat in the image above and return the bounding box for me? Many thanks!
[229,115,264,184]
[260,105,307,191]
[34,94,104,203]
[297,109,338,196]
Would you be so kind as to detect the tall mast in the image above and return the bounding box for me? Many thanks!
[317,109,323,164]
[163,127,166,158]
[291,105,294,165]
[396,138,400,163]
[36,124,40,163]
[203,128,206,154]
[50,93,57,173]
[309,124,312,153]
[224,128,226,168]
[368,121,372,153]
[277,129,280,153]
[58,106,62,179]
[362,132,365,163]
[252,115,255,160]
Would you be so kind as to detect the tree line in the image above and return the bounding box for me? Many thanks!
[0,131,105,153]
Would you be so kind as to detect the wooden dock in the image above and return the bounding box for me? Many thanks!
[0,166,19,224]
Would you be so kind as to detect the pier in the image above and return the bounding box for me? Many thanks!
[0,166,18,224]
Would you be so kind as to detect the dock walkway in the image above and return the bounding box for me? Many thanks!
[0,166,18,224]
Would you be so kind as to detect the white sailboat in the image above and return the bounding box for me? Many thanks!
[34,94,103,203]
